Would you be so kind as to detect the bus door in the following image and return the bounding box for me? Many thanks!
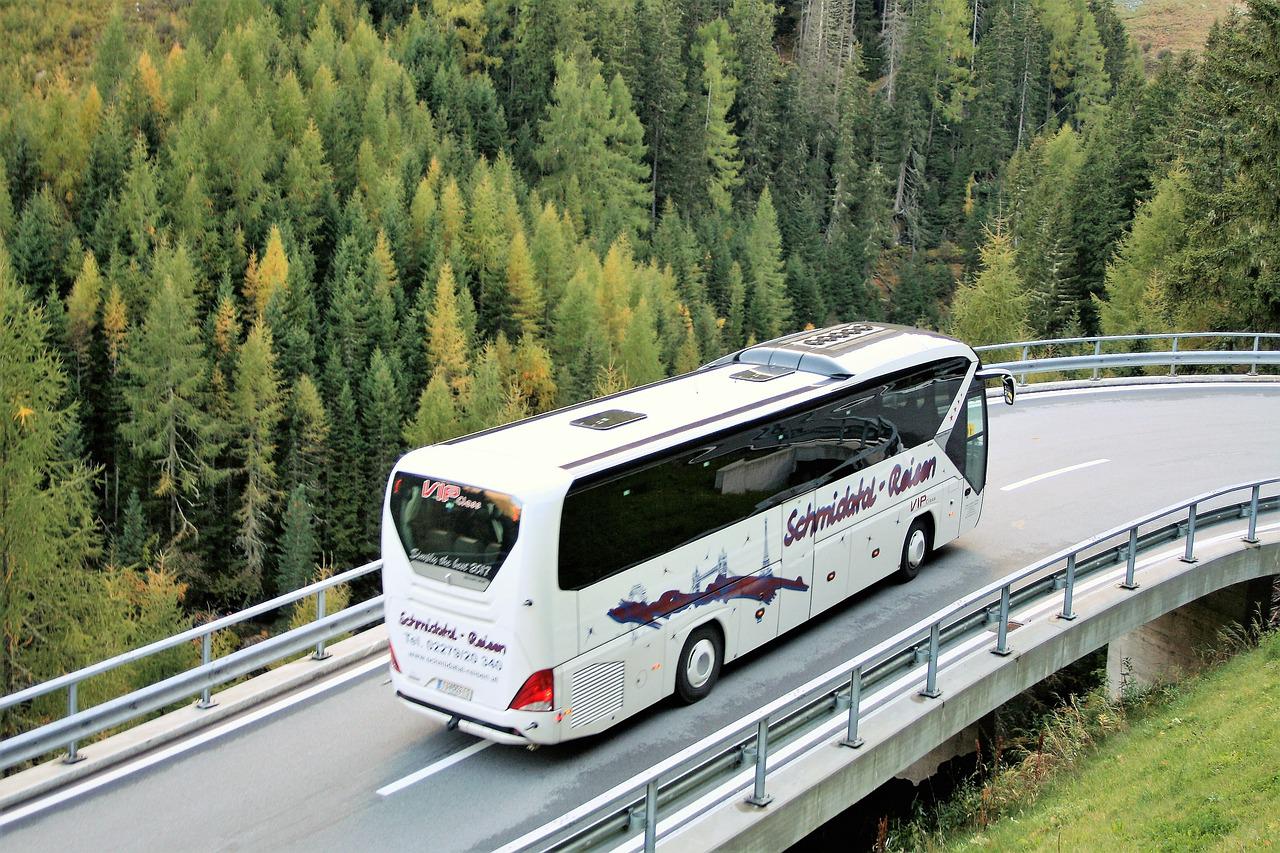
[946,379,988,532]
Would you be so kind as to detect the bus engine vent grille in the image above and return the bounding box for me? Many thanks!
[568,661,626,728]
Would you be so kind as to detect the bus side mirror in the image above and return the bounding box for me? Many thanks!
[1002,375,1016,406]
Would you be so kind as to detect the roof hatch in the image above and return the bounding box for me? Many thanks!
[570,409,647,430]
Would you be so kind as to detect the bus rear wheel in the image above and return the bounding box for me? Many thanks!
[675,625,722,704]
[897,518,931,582]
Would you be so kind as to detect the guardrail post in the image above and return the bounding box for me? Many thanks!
[1019,345,1029,385]
[1250,335,1260,376]
[313,588,331,661]
[643,779,658,852]
[63,683,84,764]
[841,665,865,749]
[1121,528,1140,590]
[1059,553,1078,621]
[1244,485,1261,545]
[1181,503,1199,563]
[921,623,943,697]
[197,631,216,709]
[1170,336,1179,376]
[992,586,1012,657]
[1091,339,1102,380]
[745,718,773,807]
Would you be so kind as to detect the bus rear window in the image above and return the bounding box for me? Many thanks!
[388,474,520,591]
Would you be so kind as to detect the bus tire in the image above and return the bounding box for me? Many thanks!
[897,517,931,582]
[675,625,722,704]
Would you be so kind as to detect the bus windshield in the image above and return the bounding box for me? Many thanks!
[389,473,521,591]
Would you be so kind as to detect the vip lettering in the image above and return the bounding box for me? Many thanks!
[420,479,462,502]
[399,611,458,640]
[888,456,937,497]
[784,478,878,546]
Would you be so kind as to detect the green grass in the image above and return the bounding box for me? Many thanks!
[941,631,1280,851]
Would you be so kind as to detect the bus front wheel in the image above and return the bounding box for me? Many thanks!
[675,625,723,704]
[897,518,931,582]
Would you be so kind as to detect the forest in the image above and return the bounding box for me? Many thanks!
[1,0,1277,736]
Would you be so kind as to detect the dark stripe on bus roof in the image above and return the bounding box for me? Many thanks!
[560,380,841,471]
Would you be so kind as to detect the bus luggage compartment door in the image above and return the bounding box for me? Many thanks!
[810,529,852,618]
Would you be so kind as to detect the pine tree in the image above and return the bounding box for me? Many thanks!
[699,34,744,214]
[11,186,73,302]
[115,488,152,568]
[324,380,365,568]
[275,485,318,593]
[361,348,403,546]
[630,0,689,219]
[743,186,792,340]
[728,0,782,199]
[122,245,224,541]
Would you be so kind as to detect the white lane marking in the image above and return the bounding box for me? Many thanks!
[376,739,493,797]
[0,655,389,829]
[1000,458,1109,492]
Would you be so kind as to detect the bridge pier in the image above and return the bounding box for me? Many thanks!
[1106,575,1276,698]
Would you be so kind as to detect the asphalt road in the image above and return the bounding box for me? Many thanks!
[4,383,1278,853]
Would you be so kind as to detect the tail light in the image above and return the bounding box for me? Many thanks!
[388,640,401,673]
[509,669,554,711]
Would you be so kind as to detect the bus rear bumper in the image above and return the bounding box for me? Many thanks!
[395,690,556,746]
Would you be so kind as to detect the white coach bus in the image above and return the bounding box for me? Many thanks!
[382,323,1015,745]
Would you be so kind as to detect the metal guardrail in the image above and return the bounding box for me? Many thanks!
[510,477,1279,852]
[976,331,1280,383]
[0,561,383,773]
[1,331,1276,778]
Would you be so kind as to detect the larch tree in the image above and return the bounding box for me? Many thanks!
[950,227,1031,346]
[0,246,103,738]
[426,262,473,397]
[506,229,544,339]
[231,322,283,600]
[1097,170,1187,336]
[535,55,650,246]
[619,296,666,386]
[404,373,461,448]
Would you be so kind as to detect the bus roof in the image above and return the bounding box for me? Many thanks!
[397,323,976,485]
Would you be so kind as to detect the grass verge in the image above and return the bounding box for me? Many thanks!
[890,628,1280,850]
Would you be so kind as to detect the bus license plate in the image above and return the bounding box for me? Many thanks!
[433,678,473,701]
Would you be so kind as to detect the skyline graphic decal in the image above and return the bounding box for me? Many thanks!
[605,519,809,627]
